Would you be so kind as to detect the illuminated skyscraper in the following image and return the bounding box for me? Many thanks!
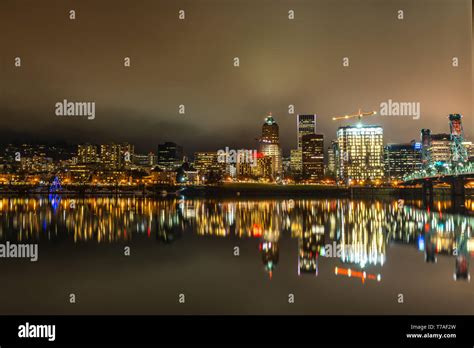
[302,134,324,181]
[262,113,280,143]
[297,114,317,149]
[336,125,384,183]
[259,113,282,179]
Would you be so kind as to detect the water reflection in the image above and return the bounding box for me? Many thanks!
[0,196,472,282]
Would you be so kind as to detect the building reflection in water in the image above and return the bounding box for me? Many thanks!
[0,196,472,281]
[298,227,324,276]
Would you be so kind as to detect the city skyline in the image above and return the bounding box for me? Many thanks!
[1,0,474,341]
[1,111,472,188]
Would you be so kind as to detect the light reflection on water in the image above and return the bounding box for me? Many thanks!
[0,196,472,282]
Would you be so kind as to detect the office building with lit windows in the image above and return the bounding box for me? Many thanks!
[77,144,98,164]
[290,149,302,175]
[336,125,384,183]
[297,114,317,149]
[326,140,338,177]
[100,143,133,169]
[259,114,282,178]
[301,134,324,181]
[429,133,451,164]
[384,141,422,181]
[194,152,223,176]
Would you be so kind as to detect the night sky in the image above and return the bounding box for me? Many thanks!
[1,0,471,156]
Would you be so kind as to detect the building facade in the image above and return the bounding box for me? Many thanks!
[429,133,451,164]
[100,143,133,169]
[259,114,282,179]
[384,141,422,181]
[297,114,317,149]
[157,142,183,171]
[77,144,98,164]
[194,152,223,176]
[290,149,302,176]
[336,125,384,183]
[302,134,324,182]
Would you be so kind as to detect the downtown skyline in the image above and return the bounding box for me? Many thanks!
[1,0,474,342]
[1,111,472,188]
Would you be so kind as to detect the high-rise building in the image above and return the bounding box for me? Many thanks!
[77,144,98,164]
[429,133,451,164]
[282,156,292,178]
[100,143,134,169]
[336,125,384,183]
[290,149,302,175]
[100,143,127,169]
[384,141,422,181]
[302,134,324,181]
[420,129,431,168]
[194,152,223,176]
[253,156,273,179]
[261,113,280,144]
[297,114,317,149]
[100,144,118,168]
[326,140,338,177]
[157,142,183,171]
[259,113,282,179]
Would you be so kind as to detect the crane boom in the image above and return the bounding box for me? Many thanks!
[332,108,378,121]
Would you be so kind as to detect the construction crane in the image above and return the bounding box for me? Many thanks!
[332,108,377,121]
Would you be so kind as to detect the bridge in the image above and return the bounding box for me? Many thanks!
[402,114,473,210]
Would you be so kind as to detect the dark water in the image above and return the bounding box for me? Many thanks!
[0,196,472,315]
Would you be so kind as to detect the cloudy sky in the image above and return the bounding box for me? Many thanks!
[1,0,471,155]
